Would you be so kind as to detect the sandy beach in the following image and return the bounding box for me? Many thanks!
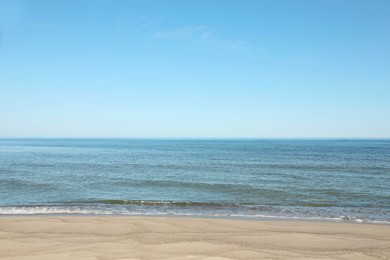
[0,217,389,259]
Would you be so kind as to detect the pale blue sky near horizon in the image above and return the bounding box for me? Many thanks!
[0,0,389,138]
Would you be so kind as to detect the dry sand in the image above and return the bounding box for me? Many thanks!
[0,216,389,259]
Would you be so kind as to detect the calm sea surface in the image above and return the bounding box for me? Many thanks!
[0,139,389,223]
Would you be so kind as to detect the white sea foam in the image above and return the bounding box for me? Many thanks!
[1,206,389,224]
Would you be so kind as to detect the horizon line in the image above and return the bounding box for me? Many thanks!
[0,137,389,140]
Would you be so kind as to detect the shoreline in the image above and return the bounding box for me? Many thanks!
[1,216,389,259]
[1,212,389,225]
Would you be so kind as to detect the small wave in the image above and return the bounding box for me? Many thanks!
[94,200,232,207]
[0,206,112,215]
[301,203,336,207]
[1,204,389,225]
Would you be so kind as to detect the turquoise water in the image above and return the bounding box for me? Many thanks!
[0,139,389,223]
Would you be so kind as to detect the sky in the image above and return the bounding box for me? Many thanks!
[0,0,389,138]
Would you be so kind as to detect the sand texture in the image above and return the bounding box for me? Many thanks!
[0,216,389,259]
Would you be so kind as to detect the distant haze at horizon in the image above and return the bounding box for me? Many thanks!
[0,0,389,138]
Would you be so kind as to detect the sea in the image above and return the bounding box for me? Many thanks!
[0,139,389,224]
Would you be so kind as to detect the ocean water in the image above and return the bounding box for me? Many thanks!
[0,139,389,224]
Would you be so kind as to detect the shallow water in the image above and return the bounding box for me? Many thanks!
[0,139,389,223]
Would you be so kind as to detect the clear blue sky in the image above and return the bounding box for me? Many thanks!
[0,0,389,138]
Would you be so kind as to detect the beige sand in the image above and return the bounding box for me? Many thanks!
[0,216,389,260]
